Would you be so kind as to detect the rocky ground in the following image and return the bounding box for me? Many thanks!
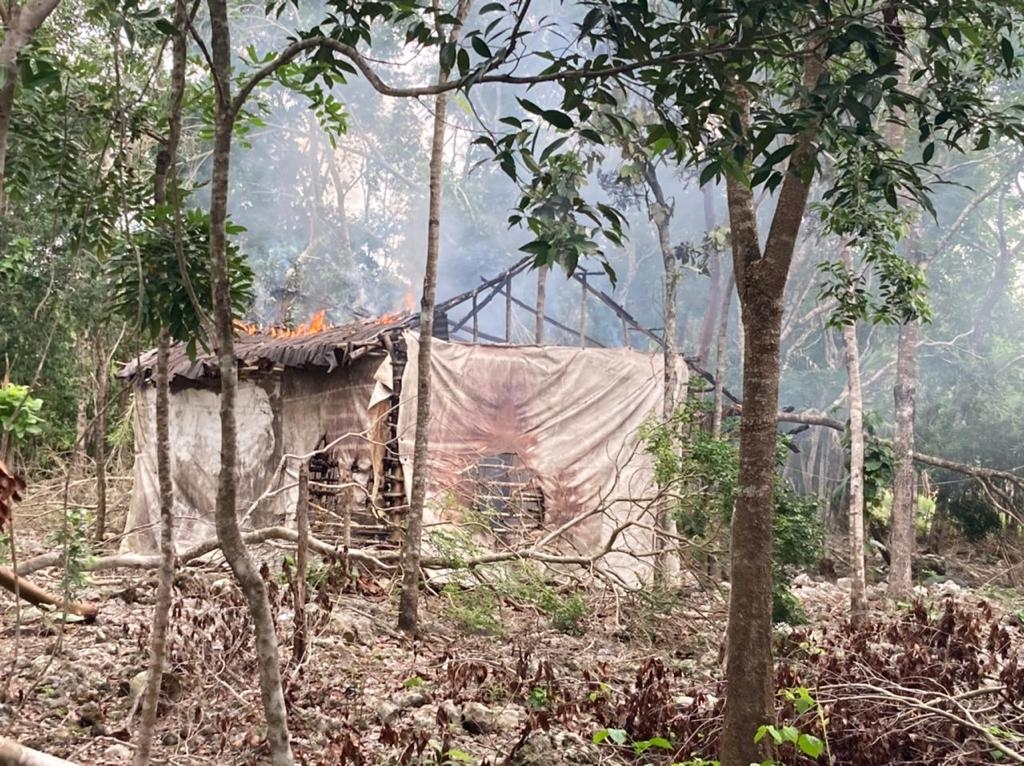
[2,530,1023,766]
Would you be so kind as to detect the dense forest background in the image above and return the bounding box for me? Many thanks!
[2,0,1022,533]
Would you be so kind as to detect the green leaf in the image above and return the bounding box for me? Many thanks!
[154,18,177,35]
[699,161,720,187]
[439,42,457,73]
[541,109,574,130]
[797,733,825,758]
[633,736,673,754]
[471,36,491,59]
[1001,37,1015,72]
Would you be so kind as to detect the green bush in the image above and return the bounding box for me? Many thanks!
[938,485,1002,541]
[642,397,824,625]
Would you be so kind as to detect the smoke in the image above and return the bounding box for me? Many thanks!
[194,4,1024,477]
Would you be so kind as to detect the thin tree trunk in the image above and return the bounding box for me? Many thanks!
[133,330,175,766]
[720,51,821,765]
[397,0,472,635]
[841,251,868,624]
[712,269,734,438]
[887,320,917,598]
[69,395,87,494]
[134,7,187,760]
[92,333,108,543]
[642,161,678,586]
[972,192,1018,352]
[206,0,293,760]
[291,464,309,665]
[696,185,721,365]
[0,0,62,210]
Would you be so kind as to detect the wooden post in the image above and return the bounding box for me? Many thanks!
[342,468,352,576]
[471,293,479,343]
[621,315,629,348]
[535,265,548,344]
[579,273,588,347]
[505,274,513,343]
[291,464,309,666]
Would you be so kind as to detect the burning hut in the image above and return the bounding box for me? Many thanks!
[118,258,688,581]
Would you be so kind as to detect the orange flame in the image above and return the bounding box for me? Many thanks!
[404,290,416,312]
[234,309,332,338]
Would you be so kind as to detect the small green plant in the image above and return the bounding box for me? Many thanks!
[536,587,588,635]
[46,507,95,597]
[592,727,674,755]
[442,583,503,635]
[423,740,476,766]
[527,686,549,710]
[642,397,823,625]
[0,383,44,442]
[753,687,830,764]
[754,724,825,760]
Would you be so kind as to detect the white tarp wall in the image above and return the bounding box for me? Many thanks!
[121,381,279,552]
[398,333,687,584]
[121,357,383,553]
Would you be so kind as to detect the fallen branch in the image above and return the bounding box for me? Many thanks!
[16,522,665,590]
[16,526,395,577]
[776,410,1024,489]
[0,736,79,766]
[0,566,97,621]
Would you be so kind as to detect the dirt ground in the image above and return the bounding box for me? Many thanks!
[3,523,1023,766]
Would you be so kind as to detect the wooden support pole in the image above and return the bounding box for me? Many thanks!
[471,293,479,343]
[579,273,588,347]
[535,265,547,344]
[495,284,605,347]
[291,464,309,666]
[505,274,513,343]
[621,315,629,347]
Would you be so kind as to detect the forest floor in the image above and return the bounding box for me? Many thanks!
[2,526,1024,766]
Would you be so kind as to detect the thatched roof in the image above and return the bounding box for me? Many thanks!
[118,313,416,384]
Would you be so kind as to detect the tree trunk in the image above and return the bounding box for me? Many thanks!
[92,333,108,543]
[133,331,175,766]
[696,185,720,365]
[206,0,293,761]
[134,10,187,760]
[396,0,472,635]
[887,320,917,598]
[69,395,87,495]
[0,0,62,209]
[971,192,1018,353]
[711,269,734,439]
[841,251,868,624]
[291,464,309,665]
[641,161,679,586]
[720,53,821,765]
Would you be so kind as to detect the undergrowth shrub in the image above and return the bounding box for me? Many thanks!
[938,484,1003,541]
[439,562,590,636]
[642,399,824,623]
